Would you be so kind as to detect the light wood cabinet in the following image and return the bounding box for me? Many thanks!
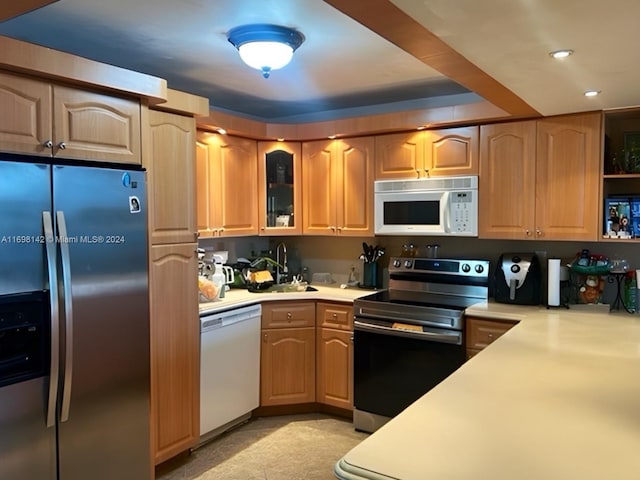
[465,316,518,359]
[149,243,199,465]
[0,71,141,163]
[479,113,601,240]
[374,126,479,179]
[260,301,316,406]
[257,141,303,235]
[196,132,259,237]
[316,302,353,410]
[146,109,197,245]
[302,137,374,236]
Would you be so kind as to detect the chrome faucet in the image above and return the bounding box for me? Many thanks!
[275,242,288,284]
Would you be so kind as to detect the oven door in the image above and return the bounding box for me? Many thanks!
[353,318,466,430]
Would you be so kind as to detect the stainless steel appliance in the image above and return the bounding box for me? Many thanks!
[353,256,489,433]
[0,155,150,480]
[494,252,541,305]
[374,175,478,236]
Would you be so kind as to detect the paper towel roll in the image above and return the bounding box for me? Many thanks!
[548,259,561,306]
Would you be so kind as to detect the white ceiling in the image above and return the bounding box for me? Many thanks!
[1,0,639,122]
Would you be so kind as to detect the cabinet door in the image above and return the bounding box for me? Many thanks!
[302,139,336,234]
[335,137,374,236]
[257,141,302,235]
[53,85,141,164]
[479,121,537,239]
[146,109,197,245]
[195,139,216,238]
[0,71,52,156]
[535,112,601,240]
[374,131,424,179]
[260,327,316,406]
[149,243,199,465]
[217,135,259,236]
[425,126,479,176]
[316,327,353,410]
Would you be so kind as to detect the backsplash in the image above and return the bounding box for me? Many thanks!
[200,234,639,306]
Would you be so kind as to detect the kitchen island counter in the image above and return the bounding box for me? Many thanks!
[199,285,373,315]
[336,303,640,480]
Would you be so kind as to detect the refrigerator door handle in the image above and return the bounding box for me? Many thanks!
[43,211,60,428]
[57,211,74,423]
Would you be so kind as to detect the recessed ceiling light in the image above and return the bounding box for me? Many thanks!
[328,134,337,139]
[216,128,227,135]
[549,49,573,59]
[584,90,601,97]
[276,137,285,142]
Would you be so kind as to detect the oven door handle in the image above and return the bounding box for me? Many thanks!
[354,320,462,345]
[355,307,458,327]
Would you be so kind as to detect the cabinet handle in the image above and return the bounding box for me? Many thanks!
[57,142,67,150]
[337,227,342,232]
[330,226,336,232]
[350,335,354,343]
[525,229,532,237]
[263,333,268,343]
[332,313,338,319]
[43,140,53,149]
[536,229,542,237]
[424,168,430,177]
[415,169,420,178]
[287,312,292,320]
[488,333,494,341]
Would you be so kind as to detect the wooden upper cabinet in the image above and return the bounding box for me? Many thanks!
[0,71,52,155]
[257,141,302,235]
[0,71,141,163]
[425,126,479,176]
[479,113,601,241]
[146,109,197,245]
[302,137,373,236]
[535,112,601,240]
[375,127,478,180]
[196,132,259,237]
[53,86,141,164]
[374,131,424,179]
[479,121,537,239]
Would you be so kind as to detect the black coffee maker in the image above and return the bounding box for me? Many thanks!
[494,253,541,305]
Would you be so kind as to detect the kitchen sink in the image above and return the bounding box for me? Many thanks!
[248,283,318,293]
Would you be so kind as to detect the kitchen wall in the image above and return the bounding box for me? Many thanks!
[199,235,638,305]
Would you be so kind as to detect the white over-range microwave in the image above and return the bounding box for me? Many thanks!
[374,176,478,236]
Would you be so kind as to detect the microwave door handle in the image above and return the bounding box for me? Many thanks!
[442,191,451,232]
[43,212,60,428]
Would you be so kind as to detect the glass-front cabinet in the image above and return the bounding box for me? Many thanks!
[257,141,302,235]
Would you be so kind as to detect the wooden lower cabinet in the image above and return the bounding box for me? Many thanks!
[260,301,316,406]
[149,243,200,465]
[465,316,518,359]
[316,327,353,409]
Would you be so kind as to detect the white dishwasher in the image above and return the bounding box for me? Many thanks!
[200,303,261,441]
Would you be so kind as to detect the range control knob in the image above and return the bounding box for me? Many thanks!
[461,263,471,273]
[403,260,413,268]
[511,264,521,273]
[393,259,402,268]
[475,264,484,274]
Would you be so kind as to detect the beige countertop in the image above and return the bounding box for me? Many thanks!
[336,303,640,480]
[198,284,373,315]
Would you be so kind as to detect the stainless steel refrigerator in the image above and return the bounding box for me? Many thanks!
[0,155,150,480]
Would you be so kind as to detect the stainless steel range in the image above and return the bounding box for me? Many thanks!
[353,256,490,433]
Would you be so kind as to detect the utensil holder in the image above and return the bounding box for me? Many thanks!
[362,262,379,288]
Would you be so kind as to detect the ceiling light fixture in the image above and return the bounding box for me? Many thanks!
[584,90,601,97]
[227,24,305,78]
[549,49,573,59]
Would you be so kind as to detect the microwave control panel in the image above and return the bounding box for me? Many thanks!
[450,191,476,234]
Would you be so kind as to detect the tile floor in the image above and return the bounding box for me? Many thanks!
[156,413,368,480]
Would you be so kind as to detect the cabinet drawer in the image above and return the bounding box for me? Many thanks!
[316,302,353,330]
[466,317,518,351]
[261,301,315,328]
